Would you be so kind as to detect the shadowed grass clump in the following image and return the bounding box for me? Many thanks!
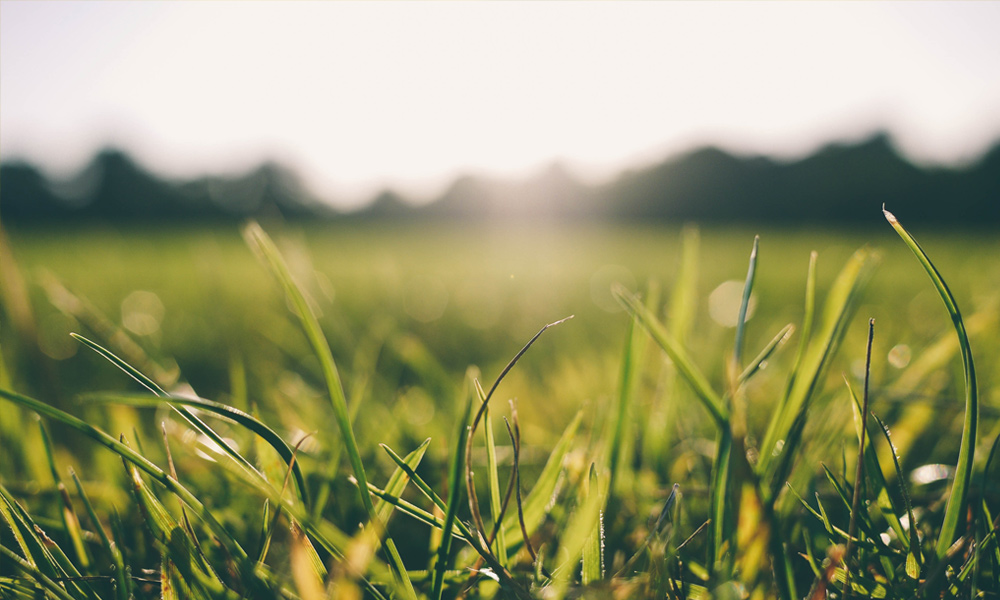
[1,212,998,599]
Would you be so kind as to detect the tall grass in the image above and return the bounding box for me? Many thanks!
[1,214,997,598]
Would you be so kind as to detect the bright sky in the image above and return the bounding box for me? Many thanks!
[3,1,1000,207]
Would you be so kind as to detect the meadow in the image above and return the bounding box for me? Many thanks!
[1,216,998,598]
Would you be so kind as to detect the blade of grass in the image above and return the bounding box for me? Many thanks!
[759,246,876,497]
[483,401,508,566]
[375,439,430,525]
[613,284,727,426]
[871,412,922,579]
[733,235,759,368]
[581,465,607,585]
[243,221,413,597]
[738,323,794,385]
[0,544,76,600]
[70,469,130,600]
[845,379,909,549]
[86,391,308,506]
[549,463,605,600]
[884,206,978,558]
[0,387,285,596]
[432,368,475,600]
[843,318,874,599]
[37,419,91,570]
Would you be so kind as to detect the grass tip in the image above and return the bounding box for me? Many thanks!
[882,204,897,224]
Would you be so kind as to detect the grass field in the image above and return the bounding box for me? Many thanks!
[1,217,999,598]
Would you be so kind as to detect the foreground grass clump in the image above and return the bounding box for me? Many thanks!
[0,213,998,599]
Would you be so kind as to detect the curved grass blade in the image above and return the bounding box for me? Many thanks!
[613,284,727,426]
[0,544,76,600]
[0,387,283,597]
[86,391,308,506]
[375,439,430,524]
[759,246,875,496]
[243,221,413,597]
[72,333,301,514]
[884,206,978,558]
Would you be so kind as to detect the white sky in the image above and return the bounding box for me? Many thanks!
[3,1,1000,207]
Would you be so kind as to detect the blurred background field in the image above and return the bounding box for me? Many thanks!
[4,220,999,469]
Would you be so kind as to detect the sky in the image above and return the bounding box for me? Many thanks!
[3,1,1000,208]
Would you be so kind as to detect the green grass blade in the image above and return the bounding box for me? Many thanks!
[0,387,284,596]
[613,284,727,426]
[243,221,413,597]
[871,412,922,578]
[37,419,91,570]
[550,463,605,600]
[734,235,759,368]
[581,465,607,585]
[844,382,909,549]
[884,207,978,558]
[738,323,794,385]
[483,402,508,566]
[759,246,875,496]
[86,392,308,506]
[379,443,477,543]
[375,438,430,524]
[70,469,130,600]
[432,368,476,600]
[0,544,76,600]
[502,410,584,543]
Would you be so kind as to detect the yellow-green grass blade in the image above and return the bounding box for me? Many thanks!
[86,391,308,506]
[871,412,922,580]
[737,323,794,385]
[581,465,608,585]
[379,443,476,543]
[759,246,876,496]
[0,483,64,589]
[483,402,508,566]
[613,284,727,427]
[121,446,231,598]
[242,221,414,597]
[0,387,285,596]
[0,544,76,600]
[501,410,584,544]
[608,284,655,495]
[72,334,281,504]
[733,235,759,369]
[432,369,476,600]
[375,438,430,525]
[366,482,470,542]
[549,462,605,600]
[884,207,978,558]
[0,483,99,600]
[70,469,130,600]
[37,419,91,570]
[845,382,909,550]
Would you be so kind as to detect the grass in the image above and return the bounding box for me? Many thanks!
[1,216,999,598]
